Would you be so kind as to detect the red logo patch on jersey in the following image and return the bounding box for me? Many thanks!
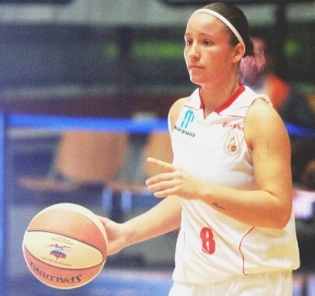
[223,132,240,156]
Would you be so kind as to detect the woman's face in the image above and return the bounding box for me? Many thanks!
[184,12,239,86]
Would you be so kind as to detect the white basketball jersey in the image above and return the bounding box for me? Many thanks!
[171,85,300,284]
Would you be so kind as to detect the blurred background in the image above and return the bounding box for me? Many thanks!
[1,0,315,295]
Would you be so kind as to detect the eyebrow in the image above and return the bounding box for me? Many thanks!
[184,32,213,39]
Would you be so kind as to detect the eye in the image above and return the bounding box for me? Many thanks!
[184,38,193,46]
[203,39,212,46]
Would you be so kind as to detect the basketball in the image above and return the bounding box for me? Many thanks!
[22,203,108,289]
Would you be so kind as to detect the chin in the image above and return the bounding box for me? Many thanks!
[190,77,204,86]
[189,74,199,83]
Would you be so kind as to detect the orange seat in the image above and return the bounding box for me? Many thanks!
[106,131,173,193]
[19,130,173,220]
[19,131,128,204]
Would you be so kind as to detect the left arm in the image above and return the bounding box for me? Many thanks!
[146,99,293,229]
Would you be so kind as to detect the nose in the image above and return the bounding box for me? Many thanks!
[186,43,200,60]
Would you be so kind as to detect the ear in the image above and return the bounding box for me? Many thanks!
[232,43,245,64]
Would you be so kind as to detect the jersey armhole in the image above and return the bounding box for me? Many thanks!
[168,98,188,133]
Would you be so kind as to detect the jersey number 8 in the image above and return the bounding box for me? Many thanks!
[200,227,216,255]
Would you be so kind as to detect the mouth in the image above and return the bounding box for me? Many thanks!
[189,65,203,70]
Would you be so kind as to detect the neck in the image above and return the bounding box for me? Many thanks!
[199,80,240,117]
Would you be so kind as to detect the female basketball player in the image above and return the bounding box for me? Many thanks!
[99,2,300,295]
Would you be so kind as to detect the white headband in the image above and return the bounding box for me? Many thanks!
[192,9,245,50]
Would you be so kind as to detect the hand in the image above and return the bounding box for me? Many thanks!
[97,216,127,255]
[145,157,207,200]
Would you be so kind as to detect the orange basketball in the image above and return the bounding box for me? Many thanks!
[22,203,108,289]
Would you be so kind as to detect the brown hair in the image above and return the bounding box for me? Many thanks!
[203,2,254,57]
[201,2,267,81]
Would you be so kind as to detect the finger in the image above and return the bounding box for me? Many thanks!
[147,157,174,172]
[146,171,172,186]
[153,188,176,198]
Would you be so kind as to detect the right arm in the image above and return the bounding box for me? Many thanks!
[99,196,181,255]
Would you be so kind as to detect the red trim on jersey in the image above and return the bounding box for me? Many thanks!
[185,84,246,111]
[215,84,245,113]
[199,97,205,109]
[239,226,255,276]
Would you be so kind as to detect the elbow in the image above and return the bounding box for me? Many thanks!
[273,205,292,229]
[274,218,289,230]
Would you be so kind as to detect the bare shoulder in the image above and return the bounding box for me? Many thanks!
[245,98,289,149]
[246,98,283,126]
[168,97,189,129]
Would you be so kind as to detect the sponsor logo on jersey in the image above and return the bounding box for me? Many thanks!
[180,110,194,129]
[174,110,195,137]
[223,132,240,156]
[222,122,243,130]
